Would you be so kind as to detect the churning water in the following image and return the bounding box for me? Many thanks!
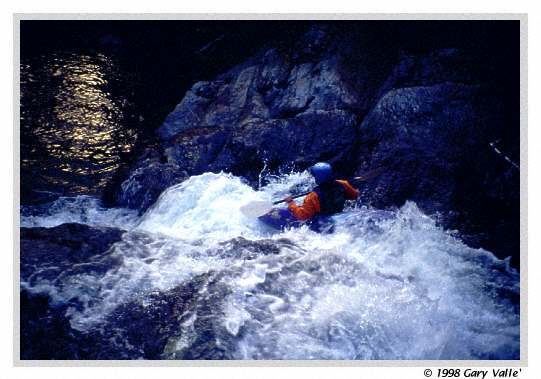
[20,172,520,360]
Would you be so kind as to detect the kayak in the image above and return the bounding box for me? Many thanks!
[258,208,335,233]
[258,208,302,230]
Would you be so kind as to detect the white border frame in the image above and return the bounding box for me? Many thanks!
[13,13,528,368]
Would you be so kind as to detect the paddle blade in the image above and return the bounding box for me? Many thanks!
[353,166,385,182]
[240,200,274,218]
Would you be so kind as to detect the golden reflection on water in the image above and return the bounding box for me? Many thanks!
[22,53,138,193]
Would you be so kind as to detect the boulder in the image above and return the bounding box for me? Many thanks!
[115,159,188,213]
[355,83,519,262]
[20,223,125,359]
[20,223,125,282]
[101,144,188,213]
[111,25,519,262]
[149,26,398,184]
[113,26,399,196]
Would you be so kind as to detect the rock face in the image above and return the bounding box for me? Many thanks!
[105,26,395,209]
[153,27,397,183]
[116,160,187,213]
[103,147,188,213]
[350,47,519,263]
[20,223,125,359]
[354,82,519,263]
[20,232,292,359]
[355,82,493,209]
[110,25,519,262]
[20,223,125,281]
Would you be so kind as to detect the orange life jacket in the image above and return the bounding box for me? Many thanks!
[287,180,359,221]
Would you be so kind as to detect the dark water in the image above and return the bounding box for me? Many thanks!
[18,21,320,207]
[20,52,143,204]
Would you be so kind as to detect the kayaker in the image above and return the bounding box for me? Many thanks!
[285,162,359,221]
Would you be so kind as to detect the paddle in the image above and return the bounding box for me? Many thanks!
[240,167,384,218]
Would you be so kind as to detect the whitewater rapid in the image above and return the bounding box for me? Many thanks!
[20,172,520,359]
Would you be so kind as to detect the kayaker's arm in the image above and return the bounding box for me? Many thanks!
[286,192,320,221]
[336,179,360,200]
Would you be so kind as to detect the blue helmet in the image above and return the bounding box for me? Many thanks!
[310,162,333,184]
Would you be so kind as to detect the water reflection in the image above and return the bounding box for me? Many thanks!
[20,52,140,201]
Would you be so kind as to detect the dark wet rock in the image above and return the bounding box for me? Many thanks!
[157,80,225,140]
[20,289,129,359]
[150,26,396,183]
[20,188,63,206]
[102,146,188,213]
[99,277,205,359]
[20,225,240,360]
[110,26,397,195]
[113,25,519,262]
[154,30,358,141]
[115,159,188,213]
[161,109,360,184]
[20,290,84,359]
[99,271,237,360]
[214,237,299,260]
[375,48,488,97]
[20,223,125,282]
[20,223,126,359]
[158,50,358,141]
[21,266,238,359]
[166,274,236,360]
[356,83,487,208]
[163,126,231,174]
[19,224,248,360]
[355,82,519,263]
[135,27,511,188]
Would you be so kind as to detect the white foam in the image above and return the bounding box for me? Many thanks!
[21,171,519,358]
[136,172,269,242]
[21,195,139,230]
